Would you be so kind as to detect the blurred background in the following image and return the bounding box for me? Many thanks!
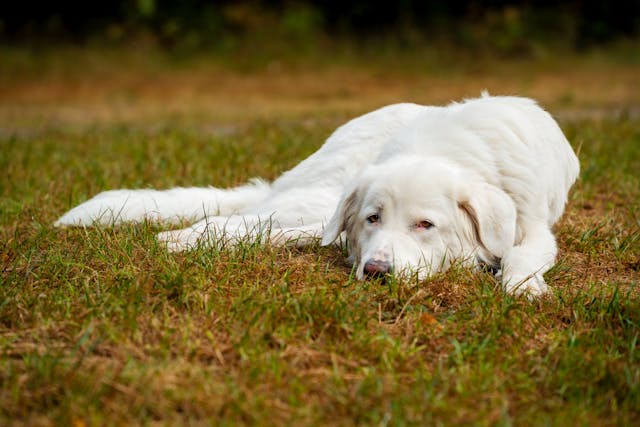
[3,1,639,53]
[1,1,639,134]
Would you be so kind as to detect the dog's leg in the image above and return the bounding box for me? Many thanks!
[269,223,324,247]
[156,215,273,252]
[500,222,557,297]
[54,179,270,227]
[156,217,323,252]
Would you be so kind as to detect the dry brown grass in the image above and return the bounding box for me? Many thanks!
[1,48,638,133]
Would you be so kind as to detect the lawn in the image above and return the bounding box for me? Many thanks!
[1,46,639,426]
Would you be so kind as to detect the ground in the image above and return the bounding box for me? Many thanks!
[0,46,639,426]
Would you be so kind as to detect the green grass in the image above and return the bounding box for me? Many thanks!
[1,47,639,426]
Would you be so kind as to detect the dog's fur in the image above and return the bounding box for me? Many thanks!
[56,95,579,296]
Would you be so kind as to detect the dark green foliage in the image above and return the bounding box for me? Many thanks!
[2,1,639,53]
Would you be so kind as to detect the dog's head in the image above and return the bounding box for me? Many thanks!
[322,156,517,280]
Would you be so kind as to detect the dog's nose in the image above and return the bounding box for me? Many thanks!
[363,259,392,277]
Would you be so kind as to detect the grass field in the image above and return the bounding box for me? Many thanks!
[1,46,639,426]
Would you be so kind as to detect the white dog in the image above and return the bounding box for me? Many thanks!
[56,95,579,296]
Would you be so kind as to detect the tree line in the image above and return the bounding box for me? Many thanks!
[2,0,638,51]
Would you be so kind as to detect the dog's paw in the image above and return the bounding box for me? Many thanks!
[156,229,201,253]
[500,244,554,299]
[503,273,549,299]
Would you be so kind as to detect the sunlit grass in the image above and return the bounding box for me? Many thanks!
[0,47,639,425]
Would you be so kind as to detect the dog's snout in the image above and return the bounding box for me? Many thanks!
[363,259,392,277]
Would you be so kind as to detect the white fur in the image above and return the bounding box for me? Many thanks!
[55,95,579,296]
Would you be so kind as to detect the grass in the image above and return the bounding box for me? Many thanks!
[1,45,639,425]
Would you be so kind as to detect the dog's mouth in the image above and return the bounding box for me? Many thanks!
[357,258,437,283]
[476,255,501,275]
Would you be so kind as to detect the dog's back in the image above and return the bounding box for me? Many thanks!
[450,96,580,226]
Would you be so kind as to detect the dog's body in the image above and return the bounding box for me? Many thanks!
[56,95,579,296]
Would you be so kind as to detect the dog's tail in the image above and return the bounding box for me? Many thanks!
[54,179,271,227]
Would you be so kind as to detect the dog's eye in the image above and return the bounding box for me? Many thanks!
[416,220,433,229]
[367,214,380,224]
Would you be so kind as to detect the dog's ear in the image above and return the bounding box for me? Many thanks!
[322,184,360,246]
[458,183,516,260]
